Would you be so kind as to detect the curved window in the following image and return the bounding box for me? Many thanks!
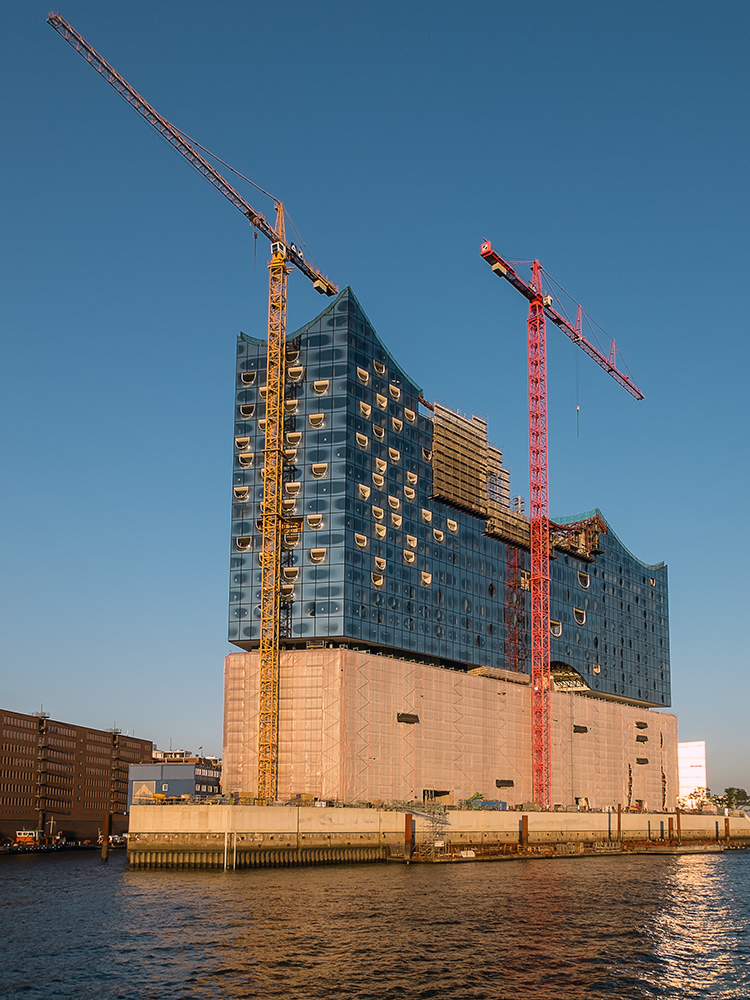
[375,556,386,571]
[404,487,415,501]
[357,367,370,384]
[372,506,384,521]
[259,386,268,399]
[389,448,400,463]
[240,371,256,385]
[286,431,302,446]
[281,499,296,515]
[389,385,401,400]
[422,509,432,523]
[433,529,444,543]
[372,473,384,488]
[355,534,368,549]
[376,458,387,474]
[235,536,252,551]
[374,361,386,375]
[311,463,328,479]
[313,380,329,395]
[284,482,301,496]
[307,514,323,529]
[238,453,254,467]
[308,413,325,428]
[392,418,403,433]
[447,519,458,533]
[282,567,299,582]
[391,514,402,528]
[422,448,432,461]
[239,404,255,418]
[376,394,387,410]
[550,620,563,637]
[258,419,267,432]
[284,399,298,414]
[407,471,418,485]
[356,433,369,449]
[233,486,250,502]
[283,532,300,548]
[279,584,295,600]
[406,535,417,549]
[404,408,416,423]
[373,425,385,440]
[404,550,415,564]
[375,523,386,539]
[388,496,400,510]
[358,484,371,500]
[578,571,590,589]
[371,573,384,588]
[235,437,250,452]
[574,608,586,625]
[359,401,372,418]
[310,548,327,563]
[593,663,601,674]
[287,366,304,383]
[421,572,432,586]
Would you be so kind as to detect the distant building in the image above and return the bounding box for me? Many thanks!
[678,741,707,803]
[128,758,222,807]
[0,709,152,842]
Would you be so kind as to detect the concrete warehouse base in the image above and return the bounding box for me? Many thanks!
[127,805,750,869]
[223,649,678,810]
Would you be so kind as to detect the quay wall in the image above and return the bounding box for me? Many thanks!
[127,805,750,869]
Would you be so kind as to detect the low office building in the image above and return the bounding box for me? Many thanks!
[128,758,222,807]
[0,709,152,842]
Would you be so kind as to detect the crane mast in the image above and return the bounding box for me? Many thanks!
[48,13,338,803]
[481,241,643,807]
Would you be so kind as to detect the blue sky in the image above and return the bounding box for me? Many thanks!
[2,2,748,791]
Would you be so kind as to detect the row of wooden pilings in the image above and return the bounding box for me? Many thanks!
[129,845,388,869]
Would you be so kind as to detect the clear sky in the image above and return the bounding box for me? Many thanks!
[2,2,748,791]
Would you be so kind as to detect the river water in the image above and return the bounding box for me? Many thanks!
[1,850,749,999]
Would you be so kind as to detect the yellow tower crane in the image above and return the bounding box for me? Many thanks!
[48,14,338,802]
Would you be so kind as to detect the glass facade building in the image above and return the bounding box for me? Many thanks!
[229,289,670,709]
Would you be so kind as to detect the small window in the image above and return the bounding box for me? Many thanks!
[371,572,384,588]
[636,734,649,743]
[375,523,386,539]
[287,366,304,383]
[433,529,444,542]
[355,533,368,549]
[376,458,387,474]
[388,496,400,510]
[373,425,385,440]
[397,712,419,725]
[235,536,252,551]
[310,548,327,563]
[649,577,656,587]
[233,486,250,501]
[404,550,415,564]
[392,418,403,433]
[284,482,301,496]
[389,448,400,463]
[357,367,370,384]
[421,572,432,586]
[259,386,268,399]
[391,514,402,528]
[240,371,256,385]
[311,463,328,479]
[404,487,415,501]
[308,413,325,428]
[636,758,649,765]
[238,453,254,467]
[372,473,384,488]
[578,571,590,589]
[422,448,432,461]
[550,620,562,637]
[257,419,267,432]
[235,437,250,452]
[239,404,255,418]
[376,394,387,410]
[422,509,432,523]
[359,402,372,418]
[574,608,586,625]
[284,399,298,414]
[406,535,417,549]
[520,569,531,591]
[358,484,371,500]
[374,556,386,571]
[447,519,458,533]
[313,380,329,395]
[573,725,589,734]
[374,361,386,375]
[389,385,401,400]
[593,664,601,674]
[407,471,418,485]
[404,408,416,423]
[307,514,323,529]
[356,433,369,449]
[372,506,384,521]
[282,567,299,581]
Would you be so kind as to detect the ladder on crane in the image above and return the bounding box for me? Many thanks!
[48,13,338,803]
[480,241,643,807]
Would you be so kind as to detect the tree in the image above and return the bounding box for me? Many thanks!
[724,787,750,810]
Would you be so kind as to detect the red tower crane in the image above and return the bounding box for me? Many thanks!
[480,241,643,807]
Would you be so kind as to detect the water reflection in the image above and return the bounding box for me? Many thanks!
[2,851,749,999]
